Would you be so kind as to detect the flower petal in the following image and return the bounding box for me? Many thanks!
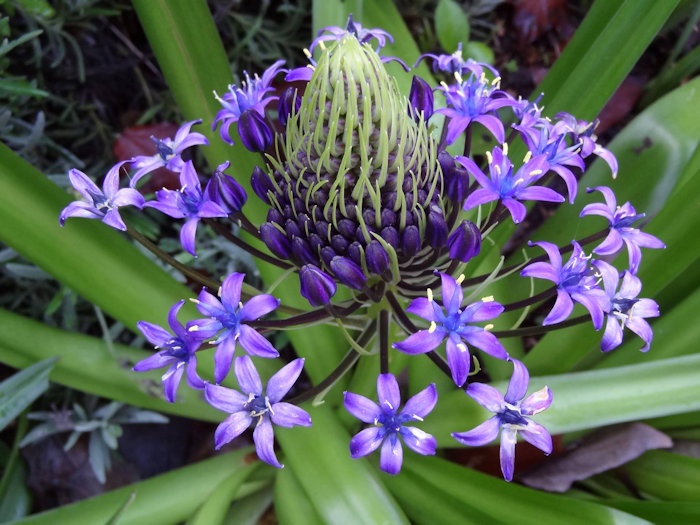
[253,418,283,468]
[234,355,263,395]
[220,273,245,310]
[520,386,553,416]
[400,426,437,456]
[401,383,438,420]
[379,435,404,475]
[204,383,248,413]
[238,325,279,359]
[504,359,529,404]
[349,426,383,458]
[499,427,517,481]
[451,416,500,446]
[520,421,553,454]
[377,373,401,413]
[343,392,382,423]
[266,358,304,403]
[270,402,312,428]
[240,294,280,321]
[465,383,505,413]
[392,329,444,354]
[214,411,252,449]
[213,336,238,384]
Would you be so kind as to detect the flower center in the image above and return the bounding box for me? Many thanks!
[245,394,271,418]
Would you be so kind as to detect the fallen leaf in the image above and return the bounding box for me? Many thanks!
[519,423,672,492]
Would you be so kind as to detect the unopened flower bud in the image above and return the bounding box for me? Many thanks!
[299,264,337,306]
[447,220,481,262]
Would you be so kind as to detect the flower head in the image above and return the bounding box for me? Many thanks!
[129,120,209,186]
[521,241,609,329]
[59,161,145,231]
[581,186,665,273]
[458,145,565,224]
[416,43,498,77]
[452,359,553,481]
[595,261,660,352]
[133,300,207,402]
[212,59,285,146]
[344,373,437,475]
[393,272,508,386]
[144,160,228,255]
[189,272,280,383]
[205,356,311,468]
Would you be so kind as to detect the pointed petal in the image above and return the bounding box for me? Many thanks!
[234,355,262,395]
[543,290,574,325]
[220,272,245,310]
[214,336,237,383]
[626,317,654,352]
[204,383,248,413]
[400,426,437,456]
[101,209,127,231]
[377,373,401,413]
[392,329,444,354]
[504,359,529,404]
[461,329,508,360]
[349,426,383,458]
[270,402,312,428]
[214,411,252,449]
[266,358,304,403]
[132,351,176,372]
[162,364,185,403]
[520,421,553,454]
[253,418,283,468]
[185,354,205,390]
[465,383,505,412]
[405,297,437,321]
[520,386,553,415]
[520,261,560,284]
[445,336,470,387]
[502,198,527,223]
[379,435,404,475]
[238,325,279,359]
[452,416,500,446]
[499,428,517,481]
[136,320,173,347]
[601,316,623,352]
[438,273,462,314]
[401,383,438,419]
[343,392,382,423]
[180,217,200,256]
[240,294,280,321]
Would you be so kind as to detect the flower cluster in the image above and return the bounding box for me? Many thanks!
[59,18,663,478]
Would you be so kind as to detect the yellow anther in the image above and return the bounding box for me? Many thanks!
[456,274,465,285]
[503,142,509,155]
[523,151,532,163]
[485,151,493,164]
[484,323,494,331]
[530,169,543,177]
[428,321,438,334]
[482,295,494,302]
[457,342,468,352]
[427,288,434,302]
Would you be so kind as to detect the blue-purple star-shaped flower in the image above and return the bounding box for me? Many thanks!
[595,260,660,352]
[452,359,553,482]
[393,272,508,387]
[189,272,280,383]
[59,161,145,231]
[205,356,311,468]
[311,14,393,53]
[133,300,207,403]
[129,120,209,187]
[344,373,437,475]
[144,160,228,256]
[580,186,665,274]
[521,241,609,329]
[458,146,565,224]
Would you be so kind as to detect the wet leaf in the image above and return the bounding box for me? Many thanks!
[519,423,672,492]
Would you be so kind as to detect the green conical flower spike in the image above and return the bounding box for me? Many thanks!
[260,34,450,300]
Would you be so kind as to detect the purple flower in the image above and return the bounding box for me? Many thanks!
[393,272,508,387]
[416,43,498,77]
[595,261,660,352]
[343,374,437,475]
[205,356,311,468]
[311,15,393,53]
[144,160,228,256]
[133,300,207,402]
[129,120,209,186]
[521,241,609,329]
[299,264,337,306]
[212,60,285,146]
[189,272,280,383]
[580,186,665,274]
[204,162,247,215]
[513,117,585,203]
[452,359,553,482]
[437,76,518,145]
[553,113,618,177]
[59,161,145,231]
[458,146,565,224]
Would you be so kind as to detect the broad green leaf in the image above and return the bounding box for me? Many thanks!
[426,354,700,441]
[0,357,56,431]
[274,467,324,525]
[0,308,221,423]
[607,501,700,524]
[390,454,649,524]
[625,451,700,501]
[435,0,470,53]
[275,405,409,525]
[10,449,270,525]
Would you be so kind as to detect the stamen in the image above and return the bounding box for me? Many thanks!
[456,274,465,285]
[484,323,494,331]
[427,288,434,302]
[502,142,509,155]
[428,321,437,334]
[523,151,532,163]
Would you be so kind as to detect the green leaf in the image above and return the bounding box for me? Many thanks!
[435,0,470,53]
[625,451,700,501]
[0,357,56,431]
[462,41,493,64]
[10,449,265,525]
[606,501,700,524]
[274,467,324,525]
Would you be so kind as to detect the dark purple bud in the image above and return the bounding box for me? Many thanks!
[330,256,366,290]
[447,220,482,262]
[238,110,274,153]
[267,208,284,224]
[251,165,274,204]
[285,219,301,238]
[401,225,421,256]
[337,219,357,238]
[380,209,396,228]
[278,87,301,127]
[204,162,248,214]
[439,151,470,204]
[299,264,336,306]
[291,237,316,266]
[260,223,292,259]
[366,240,390,276]
[380,226,399,247]
[348,242,363,265]
[408,76,434,121]
[331,234,349,253]
[321,246,337,267]
[426,205,448,248]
